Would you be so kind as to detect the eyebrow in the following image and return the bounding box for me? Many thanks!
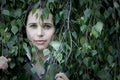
[44,23,53,26]
[27,22,54,27]
[27,23,37,26]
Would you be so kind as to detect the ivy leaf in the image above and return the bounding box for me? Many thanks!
[94,22,103,34]
[4,32,11,43]
[54,14,60,25]
[91,27,99,38]
[83,57,90,67]
[2,10,10,16]
[32,8,37,15]
[18,57,24,63]
[84,8,91,18]
[107,55,114,64]
[56,53,63,63]
[117,75,120,80]
[1,0,6,4]
[31,67,37,73]
[9,62,16,69]
[63,9,69,20]
[43,49,50,56]
[91,50,97,56]
[80,25,87,33]
[72,31,77,39]
[80,37,85,44]
[14,9,22,17]
[49,0,54,2]
[23,42,27,51]
[97,69,111,79]
[7,41,15,48]
[114,2,119,9]
[50,41,61,51]
[11,26,18,35]
[42,8,50,19]
[90,22,103,38]
[104,9,110,19]
[20,0,24,2]
[31,46,38,54]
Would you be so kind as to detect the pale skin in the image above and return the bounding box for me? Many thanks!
[0,8,69,80]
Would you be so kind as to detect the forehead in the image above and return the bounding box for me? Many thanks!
[27,9,53,24]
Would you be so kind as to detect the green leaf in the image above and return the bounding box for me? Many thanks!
[34,2,40,8]
[107,55,114,64]
[63,9,69,20]
[84,8,91,18]
[14,9,22,17]
[31,67,38,73]
[50,41,61,51]
[20,0,24,2]
[91,50,97,56]
[97,69,111,79]
[94,22,103,34]
[83,57,90,67]
[2,10,10,16]
[75,49,82,64]
[104,10,110,19]
[32,8,37,15]
[117,74,120,80]
[7,41,15,48]
[55,53,63,63]
[23,42,28,51]
[9,62,16,69]
[18,57,24,63]
[72,31,77,39]
[31,46,38,54]
[54,14,60,25]
[90,22,103,38]
[4,32,11,42]
[42,8,50,19]
[80,37,85,44]
[1,0,6,4]
[43,49,50,56]
[17,19,23,27]
[48,0,54,2]
[80,25,87,33]
[11,26,18,35]
[91,27,99,38]
[114,2,119,9]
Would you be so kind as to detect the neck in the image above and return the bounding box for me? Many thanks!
[33,50,47,61]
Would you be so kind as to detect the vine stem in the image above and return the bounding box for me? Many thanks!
[66,0,72,61]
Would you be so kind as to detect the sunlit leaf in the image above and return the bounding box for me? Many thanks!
[43,49,50,56]
[94,22,103,34]
[50,41,61,51]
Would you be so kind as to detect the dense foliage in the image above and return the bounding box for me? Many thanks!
[0,0,120,80]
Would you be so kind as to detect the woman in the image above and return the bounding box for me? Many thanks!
[0,2,69,80]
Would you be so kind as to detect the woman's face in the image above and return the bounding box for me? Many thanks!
[26,9,55,51]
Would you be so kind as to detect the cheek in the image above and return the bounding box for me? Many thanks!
[26,29,34,41]
[46,30,55,41]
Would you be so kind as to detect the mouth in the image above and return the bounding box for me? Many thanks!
[35,40,47,45]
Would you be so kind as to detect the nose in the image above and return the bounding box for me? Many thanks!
[37,27,44,37]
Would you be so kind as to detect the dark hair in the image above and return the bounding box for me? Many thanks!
[22,0,48,39]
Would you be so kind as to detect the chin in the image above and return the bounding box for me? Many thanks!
[37,46,47,51]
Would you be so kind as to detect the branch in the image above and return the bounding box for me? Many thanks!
[66,0,72,61]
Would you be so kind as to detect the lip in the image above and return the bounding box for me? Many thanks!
[35,40,46,45]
